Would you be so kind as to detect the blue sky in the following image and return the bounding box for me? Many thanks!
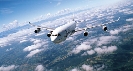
[0,0,121,27]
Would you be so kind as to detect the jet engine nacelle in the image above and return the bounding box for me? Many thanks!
[84,31,88,36]
[103,26,107,31]
[47,33,51,37]
[34,28,41,33]
[47,31,53,37]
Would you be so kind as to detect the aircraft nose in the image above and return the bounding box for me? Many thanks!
[51,36,57,42]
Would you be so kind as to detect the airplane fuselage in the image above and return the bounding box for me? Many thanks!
[50,21,76,43]
[30,17,120,43]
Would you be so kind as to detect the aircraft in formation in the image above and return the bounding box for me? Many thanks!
[29,17,120,43]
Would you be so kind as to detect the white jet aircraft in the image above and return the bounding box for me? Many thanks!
[29,17,120,43]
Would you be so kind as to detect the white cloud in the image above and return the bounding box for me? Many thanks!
[23,43,42,52]
[24,39,48,58]
[23,39,46,52]
[26,49,44,58]
[47,13,51,16]
[122,25,132,32]
[81,52,88,56]
[82,64,94,71]
[87,50,95,55]
[6,48,13,52]
[126,18,133,22]
[3,20,18,30]
[35,65,45,71]
[20,39,28,43]
[94,46,117,55]
[72,42,92,54]
[124,10,133,14]
[71,64,105,71]
[0,38,11,47]
[71,68,80,71]
[0,65,18,71]
[97,36,118,46]
[23,38,48,58]
[110,29,120,35]
[72,36,118,55]
[56,8,71,15]
[0,28,35,47]
[110,24,133,35]
[33,39,42,44]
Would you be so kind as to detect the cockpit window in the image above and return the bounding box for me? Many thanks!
[58,34,61,36]
[52,34,61,36]
[52,34,57,36]
[52,34,58,36]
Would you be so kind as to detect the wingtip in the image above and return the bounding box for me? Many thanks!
[117,17,120,21]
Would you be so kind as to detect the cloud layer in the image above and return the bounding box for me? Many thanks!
[0,65,18,71]
[71,64,105,71]
[35,65,45,71]
[0,0,133,70]
[72,42,92,54]
[94,46,117,55]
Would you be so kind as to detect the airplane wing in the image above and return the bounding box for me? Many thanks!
[29,22,54,31]
[75,17,120,32]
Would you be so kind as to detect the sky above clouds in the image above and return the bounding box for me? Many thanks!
[0,0,122,27]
